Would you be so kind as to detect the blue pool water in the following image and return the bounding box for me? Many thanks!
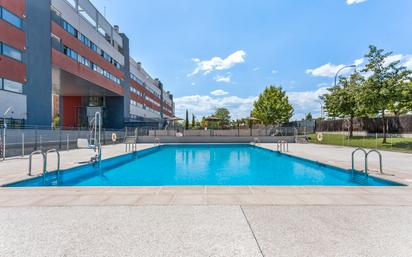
[8,144,402,187]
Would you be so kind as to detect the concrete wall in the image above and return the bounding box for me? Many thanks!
[25,0,52,126]
[137,136,295,144]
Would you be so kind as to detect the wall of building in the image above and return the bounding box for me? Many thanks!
[0,0,174,127]
[25,0,52,126]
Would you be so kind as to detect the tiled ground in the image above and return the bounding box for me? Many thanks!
[0,143,411,256]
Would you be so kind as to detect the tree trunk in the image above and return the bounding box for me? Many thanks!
[394,112,402,133]
[349,115,354,138]
[382,111,387,143]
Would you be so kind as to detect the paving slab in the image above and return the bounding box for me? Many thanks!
[242,206,412,257]
[0,206,262,257]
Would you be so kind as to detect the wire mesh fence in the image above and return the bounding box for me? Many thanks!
[1,127,128,158]
[307,132,412,153]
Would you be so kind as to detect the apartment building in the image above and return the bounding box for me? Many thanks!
[0,0,174,129]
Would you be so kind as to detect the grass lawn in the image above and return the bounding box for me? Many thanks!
[307,133,412,154]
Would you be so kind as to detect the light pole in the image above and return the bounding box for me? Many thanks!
[334,65,356,87]
[2,107,13,161]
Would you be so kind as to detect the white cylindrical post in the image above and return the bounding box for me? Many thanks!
[2,123,6,161]
[66,134,69,151]
[22,133,25,157]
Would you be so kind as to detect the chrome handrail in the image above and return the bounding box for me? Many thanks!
[28,150,46,184]
[253,137,260,144]
[366,149,383,175]
[277,140,288,152]
[154,137,160,145]
[46,149,61,182]
[351,148,368,175]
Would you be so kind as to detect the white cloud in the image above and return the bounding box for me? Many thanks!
[307,53,412,78]
[253,67,260,72]
[384,54,403,66]
[214,74,231,83]
[354,58,364,66]
[404,56,412,70]
[191,82,196,86]
[174,95,257,119]
[188,50,246,76]
[210,89,229,96]
[346,0,367,5]
[287,87,329,119]
[174,86,330,121]
[306,63,348,77]
[271,70,279,74]
[306,58,363,77]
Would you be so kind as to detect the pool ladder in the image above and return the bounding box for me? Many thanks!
[351,148,383,176]
[154,137,161,146]
[251,137,260,146]
[277,140,289,152]
[28,149,61,185]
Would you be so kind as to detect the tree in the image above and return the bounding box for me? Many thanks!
[361,45,411,143]
[185,109,189,130]
[305,113,313,121]
[323,71,364,137]
[252,86,294,125]
[191,114,196,129]
[214,108,231,125]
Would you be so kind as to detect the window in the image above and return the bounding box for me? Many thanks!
[1,7,22,29]
[63,20,77,37]
[1,43,22,61]
[2,78,23,93]
[79,34,91,48]
[63,46,78,61]
[90,42,97,52]
[62,47,121,85]
[79,56,91,68]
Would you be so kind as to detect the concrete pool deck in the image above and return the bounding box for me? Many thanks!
[0,143,411,256]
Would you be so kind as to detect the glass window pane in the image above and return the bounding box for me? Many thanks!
[2,44,22,61]
[2,8,22,28]
[3,79,23,93]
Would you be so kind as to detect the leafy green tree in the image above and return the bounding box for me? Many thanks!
[213,108,231,125]
[191,114,196,129]
[185,109,189,130]
[252,86,293,125]
[324,71,364,137]
[199,116,205,128]
[305,113,313,121]
[361,45,411,142]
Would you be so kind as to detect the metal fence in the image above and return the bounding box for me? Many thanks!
[1,127,128,158]
[146,127,301,137]
[308,132,412,153]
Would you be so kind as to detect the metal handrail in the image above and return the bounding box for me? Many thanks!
[154,137,160,145]
[351,148,368,175]
[91,112,102,167]
[124,136,137,152]
[28,150,46,178]
[277,140,288,152]
[253,137,260,144]
[366,149,383,175]
[46,149,61,182]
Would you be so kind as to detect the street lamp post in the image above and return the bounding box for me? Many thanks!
[334,65,356,87]
[2,107,13,161]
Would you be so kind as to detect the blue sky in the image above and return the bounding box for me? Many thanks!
[92,0,412,120]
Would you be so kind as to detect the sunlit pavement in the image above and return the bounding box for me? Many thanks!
[0,143,411,256]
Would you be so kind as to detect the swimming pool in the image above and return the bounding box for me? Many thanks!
[8,144,402,187]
